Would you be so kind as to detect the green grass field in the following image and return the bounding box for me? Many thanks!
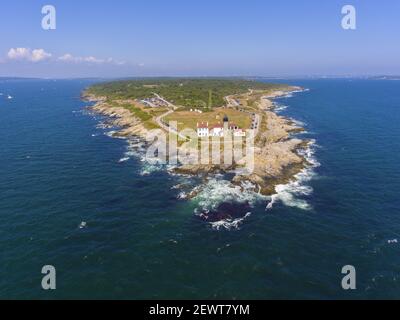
[164,108,252,131]
[86,78,288,109]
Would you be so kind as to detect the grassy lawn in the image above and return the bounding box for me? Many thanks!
[87,78,289,109]
[231,89,278,111]
[164,108,252,131]
[112,102,160,130]
[88,79,289,133]
[117,103,152,121]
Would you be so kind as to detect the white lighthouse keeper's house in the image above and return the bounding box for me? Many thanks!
[196,122,209,137]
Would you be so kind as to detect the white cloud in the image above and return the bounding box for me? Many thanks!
[7,48,52,62]
[5,48,124,66]
[84,56,104,63]
[7,48,31,60]
[57,53,75,62]
[58,53,125,65]
[31,49,52,62]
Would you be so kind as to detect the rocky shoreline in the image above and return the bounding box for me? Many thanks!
[82,86,310,197]
[232,88,311,195]
[83,94,149,138]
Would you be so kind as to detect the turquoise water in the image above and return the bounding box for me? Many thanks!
[0,78,400,299]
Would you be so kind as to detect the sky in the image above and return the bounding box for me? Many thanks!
[0,0,399,78]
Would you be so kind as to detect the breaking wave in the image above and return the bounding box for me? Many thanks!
[267,140,320,211]
[89,85,319,229]
[194,178,266,211]
[209,212,252,231]
[274,103,288,112]
[192,178,267,230]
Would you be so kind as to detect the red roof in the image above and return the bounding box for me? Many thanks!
[197,122,208,128]
[210,124,223,129]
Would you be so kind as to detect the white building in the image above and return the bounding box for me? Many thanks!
[209,125,224,137]
[233,129,246,137]
[197,122,209,137]
[196,121,246,138]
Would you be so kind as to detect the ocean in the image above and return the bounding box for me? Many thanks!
[1,78,399,299]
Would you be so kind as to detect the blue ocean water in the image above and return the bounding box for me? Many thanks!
[0,78,399,299]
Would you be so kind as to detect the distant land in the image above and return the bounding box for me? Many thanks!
[0,77,41,81]
[1,75,400,81]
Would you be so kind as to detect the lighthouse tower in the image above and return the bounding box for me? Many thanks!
[223,114,229,135]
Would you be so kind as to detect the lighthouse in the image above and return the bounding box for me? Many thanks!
[223,114,229,135]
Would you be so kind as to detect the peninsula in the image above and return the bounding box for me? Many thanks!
[83,78,309,195]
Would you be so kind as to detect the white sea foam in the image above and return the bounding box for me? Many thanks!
[96,122,113,130]
[277,88,309,99]
[120,138,167,175]
[177,191,188,199]
[118,157,130,163]
[209,212,252,231]
[194,178,266,212]
[274,104,288,112]
[191,178,267,230]
[105,130,117,137]
[269,179,313,210]
[140,162,164,175]
[78,221,87,229]
[297,139,321,167]
[291,119,306,127]
[139,153,165,175]
[267,140,319,211]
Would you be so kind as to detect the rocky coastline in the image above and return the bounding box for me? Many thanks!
[82,86,310,196]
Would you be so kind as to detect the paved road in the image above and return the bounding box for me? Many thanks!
[253,113,261,138]
[225,93,261,138]
[225,95,240,107]
[154,109,188,140]
[153,93,176,109]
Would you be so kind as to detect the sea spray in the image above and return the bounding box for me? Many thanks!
[192,178,267,230]
[267,140,320,211]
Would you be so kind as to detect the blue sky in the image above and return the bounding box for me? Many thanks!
[1,0,399,78]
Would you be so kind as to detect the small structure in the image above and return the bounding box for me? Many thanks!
[228,123,239,130]
[197,122,209,137]
[196,120,246,138]
[209,124,224,137]
[233,128,246,137]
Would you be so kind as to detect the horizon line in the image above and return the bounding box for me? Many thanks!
[1,74,400,81]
